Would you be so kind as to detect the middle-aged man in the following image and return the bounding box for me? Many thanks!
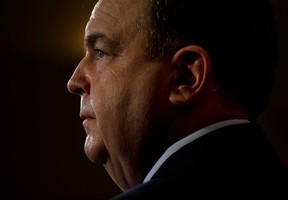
[67,0,288,199]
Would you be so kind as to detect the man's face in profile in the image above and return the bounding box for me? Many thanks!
[67,0,175,190]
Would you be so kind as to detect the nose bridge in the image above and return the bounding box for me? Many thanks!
[67,57,90,96]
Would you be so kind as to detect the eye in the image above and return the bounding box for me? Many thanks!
[94,49,106,59]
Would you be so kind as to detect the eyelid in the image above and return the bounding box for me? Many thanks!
[84,33,121,57]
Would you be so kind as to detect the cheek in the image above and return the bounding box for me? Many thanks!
[90,72,130,149]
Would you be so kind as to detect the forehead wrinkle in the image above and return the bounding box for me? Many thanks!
[88,2,126,40]
[93,0,147,31]
[91,0,122,25]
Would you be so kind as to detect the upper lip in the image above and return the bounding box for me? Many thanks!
[80,113,88,120]
[80,98,95,120]
[80,112,94,120]
[80,107,95,120]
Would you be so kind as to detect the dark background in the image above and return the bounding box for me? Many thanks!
[4,0,288,199]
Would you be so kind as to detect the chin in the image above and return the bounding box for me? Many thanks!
[84,140,108,164]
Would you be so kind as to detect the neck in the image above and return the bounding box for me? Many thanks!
[164,97,249,149]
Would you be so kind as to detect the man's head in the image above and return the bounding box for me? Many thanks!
[67,0,277,191]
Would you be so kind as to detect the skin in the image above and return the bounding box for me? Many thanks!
[67,0,249,191]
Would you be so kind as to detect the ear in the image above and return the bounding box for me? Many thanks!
[169,45,211,106]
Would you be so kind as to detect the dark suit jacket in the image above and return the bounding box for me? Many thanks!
[112,123,288,199]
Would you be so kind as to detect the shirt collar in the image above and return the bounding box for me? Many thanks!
[143,119,250,183]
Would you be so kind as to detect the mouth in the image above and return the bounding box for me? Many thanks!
[80,111,96,130]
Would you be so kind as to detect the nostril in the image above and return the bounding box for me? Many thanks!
[74,87,85,96]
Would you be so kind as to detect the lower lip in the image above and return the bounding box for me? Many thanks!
[82,118,92,126]
[82,118,94,135]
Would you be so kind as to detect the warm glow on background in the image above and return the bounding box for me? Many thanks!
[7,1,95,61]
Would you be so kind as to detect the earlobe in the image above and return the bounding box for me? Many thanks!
[169,46,210,106]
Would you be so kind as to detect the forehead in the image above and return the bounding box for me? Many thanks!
[92,0,142,15]
[90,0,146,27]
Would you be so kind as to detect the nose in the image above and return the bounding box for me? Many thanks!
[67,60,90,96]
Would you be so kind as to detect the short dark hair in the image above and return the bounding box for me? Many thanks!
[145,0,278,121]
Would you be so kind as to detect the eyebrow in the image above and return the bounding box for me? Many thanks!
[84,32,121,54]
